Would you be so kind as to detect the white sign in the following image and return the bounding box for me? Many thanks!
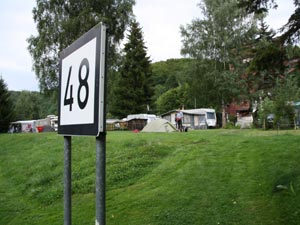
[60,38,96,125]
[58,24,106,136]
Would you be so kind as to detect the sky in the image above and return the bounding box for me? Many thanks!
[0,0,295,91]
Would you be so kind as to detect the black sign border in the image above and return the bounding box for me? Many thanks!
[58,24,102,136]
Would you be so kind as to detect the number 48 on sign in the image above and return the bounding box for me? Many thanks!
[64,57,90,112]
[58,24,106,136]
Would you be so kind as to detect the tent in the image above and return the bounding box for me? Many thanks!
[142,118,177,132]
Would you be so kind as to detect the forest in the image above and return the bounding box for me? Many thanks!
[1,0,300,132]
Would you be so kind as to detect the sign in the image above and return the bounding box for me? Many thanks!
[58,24,106,136]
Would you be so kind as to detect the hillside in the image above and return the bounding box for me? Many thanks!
[1,130,300,225]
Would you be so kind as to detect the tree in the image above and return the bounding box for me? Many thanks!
[236,1,300,102]
[242,21,300,104]
[243,20,286,98]
[238,0,300,44]
[110,20,153,118]
[257,96,274,129]
[0,77,15,132]
[10,91,59,120]
[180,0,258,123]
[273,75,300,127]
[181,0,257,64]
[28,0,135,93]
[151,58,195,110]
[155,84,191,114]
[11,91,42,120]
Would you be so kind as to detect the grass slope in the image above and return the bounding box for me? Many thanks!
[1,130,300,225]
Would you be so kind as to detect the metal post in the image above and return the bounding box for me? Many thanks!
[64,136,72,225]
[96,132,106,225]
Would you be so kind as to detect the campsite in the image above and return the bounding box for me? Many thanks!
[1,129,300,225]
[1,1,300,225]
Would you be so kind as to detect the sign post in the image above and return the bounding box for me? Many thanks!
[64,136,72,225]
[96,134,106,225]
[58,23,107,225]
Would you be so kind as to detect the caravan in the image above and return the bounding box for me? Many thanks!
[181,108,216,128]
[198,108,217,128]
[161,108,217,129]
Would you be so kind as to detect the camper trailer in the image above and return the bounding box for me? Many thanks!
[197,108,217,128]
[161,108,217,129]
[9,120,35,133]
[9,115,59,133]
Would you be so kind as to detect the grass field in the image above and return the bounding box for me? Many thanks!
[1,129,300,225]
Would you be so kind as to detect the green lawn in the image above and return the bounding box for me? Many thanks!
[1,129,300,225]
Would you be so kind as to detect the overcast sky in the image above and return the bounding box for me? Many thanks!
[0,0,295,91]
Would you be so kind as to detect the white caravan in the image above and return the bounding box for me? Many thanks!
[197,108,217,128]
[182,108,217,128]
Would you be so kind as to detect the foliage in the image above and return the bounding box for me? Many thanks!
[180,0,258,111]
[247,41,286,73]
[0,77,15,132]
[180,0,299,119]
[151,58,194,97]
[242,25,300,113]
[238,0,300,44]
[184,60,220,108]
[110,20,153,118]
[27,0,135,93]
[274,75,300,103]
[258,97,274,129]
[258,75,300,129]
[238,0,278,14]
[272,77,300,128]
[244,21,287,97]
[151,58,195,112]
[2,130,300,224]
[10,91,42,120]
[10,91,57,120]
[180,0,257,62]
[151,57,244,114]
[286,45,300,59]
[155,83,191,114]
[273,99,294,128]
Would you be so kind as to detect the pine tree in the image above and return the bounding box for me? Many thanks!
[0,77,15,132]
[110,20,153,118]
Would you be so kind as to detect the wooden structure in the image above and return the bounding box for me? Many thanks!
[127,118,147,131]
[106,119,127,131]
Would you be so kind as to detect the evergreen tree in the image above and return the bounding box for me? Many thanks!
[0,77,15,132]
[238,0,300,44]
[242,18,287,101]
[110,20,153,118]
[256,19,275,41]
